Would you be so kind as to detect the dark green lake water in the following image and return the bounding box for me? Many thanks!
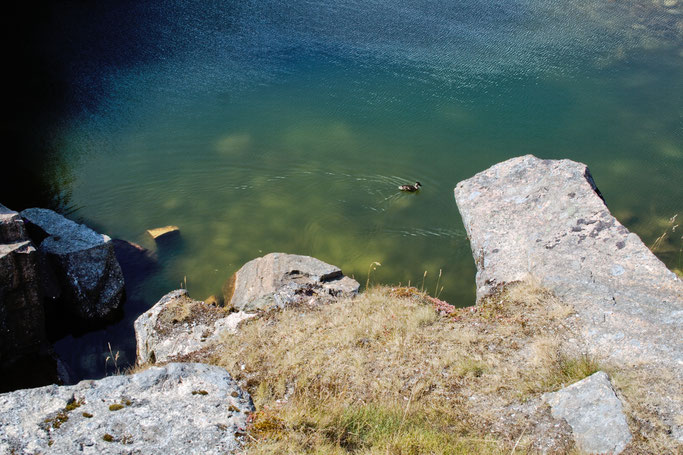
[30,0,681,379]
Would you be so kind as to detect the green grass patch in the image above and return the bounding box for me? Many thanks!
[248,403,502,455]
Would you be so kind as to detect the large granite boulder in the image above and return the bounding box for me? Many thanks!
[20,208,124,322]
[223,252,360,312]
[135,290,255,365]
[543,371,632,454]
[0,362,253,454]
[454,155,682,368]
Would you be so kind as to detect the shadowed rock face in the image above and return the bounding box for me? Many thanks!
[543,371,632,454]
[0,204,57,390]
[0,206,46,353]
[0,362,253,455]
[20,208,124,322]
[223,252,360,312]
[112,239,158,289]
[454,155,682,368]
[0,204,28,243]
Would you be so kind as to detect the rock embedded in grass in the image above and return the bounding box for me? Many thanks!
[135,289,256,365]
[223,252,360,312]
[543,371,631,454]
[0,362,253,454]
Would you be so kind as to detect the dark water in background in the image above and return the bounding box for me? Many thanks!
[15,0,682,379]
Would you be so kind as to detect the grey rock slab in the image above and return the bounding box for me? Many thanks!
[20,208,124,321]
[224,252,360,312]
[135,289,256,365]
[543,371,632,454]
[0,362,254,455]
[454,155,683,368]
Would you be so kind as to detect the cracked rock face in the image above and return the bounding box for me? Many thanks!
[0,362,254,455]
[20,208,124,322]
[135,290,255,365]
[223,252,360,312]
[543,371,632,454]
[454,155,682,368]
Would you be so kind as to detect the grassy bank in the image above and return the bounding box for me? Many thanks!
[208,283,602,454]
[130,278,680,453]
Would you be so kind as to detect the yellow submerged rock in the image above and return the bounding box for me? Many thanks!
[146,225,180,240]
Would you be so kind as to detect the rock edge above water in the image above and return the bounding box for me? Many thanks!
[223,252,360,312]
[20,208,125,322]
[454,154,682,368]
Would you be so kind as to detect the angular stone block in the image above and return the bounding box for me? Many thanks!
[543,371,632,454]
[223,252,360,312]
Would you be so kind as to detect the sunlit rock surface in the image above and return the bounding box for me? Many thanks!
[135,289,255,365]
[0,362,253,455]
[454,155,682,367]
[223,252,360,312]
[20,208,124,322]
[455,155,683,444]
[543,371,631,454]
[146,225,180,241]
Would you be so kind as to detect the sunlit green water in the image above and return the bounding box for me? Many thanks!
[39,0,681,378]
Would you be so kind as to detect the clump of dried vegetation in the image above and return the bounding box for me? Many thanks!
[209,281,618,454]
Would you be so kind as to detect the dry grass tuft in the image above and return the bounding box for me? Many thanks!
[210,281,600,453]
[610,367,683,454]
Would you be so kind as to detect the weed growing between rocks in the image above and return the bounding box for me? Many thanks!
[211,282,598,453]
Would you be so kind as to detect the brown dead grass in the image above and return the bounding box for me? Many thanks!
[610,367,683,454]
[210,282,596,454]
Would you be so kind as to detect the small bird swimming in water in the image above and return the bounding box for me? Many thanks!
[398,182,422,192]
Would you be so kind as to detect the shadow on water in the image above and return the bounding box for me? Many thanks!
[1,4,73,212]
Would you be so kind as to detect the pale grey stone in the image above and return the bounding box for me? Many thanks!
[224,252,360,312]
[20,208,124,321]
[543,371,632,454]
[454,155,683,440]
[0,362,253,455]
[135,290,256,365]
[454,155,682,367]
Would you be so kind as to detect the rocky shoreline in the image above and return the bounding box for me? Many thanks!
[1,156,681,454]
